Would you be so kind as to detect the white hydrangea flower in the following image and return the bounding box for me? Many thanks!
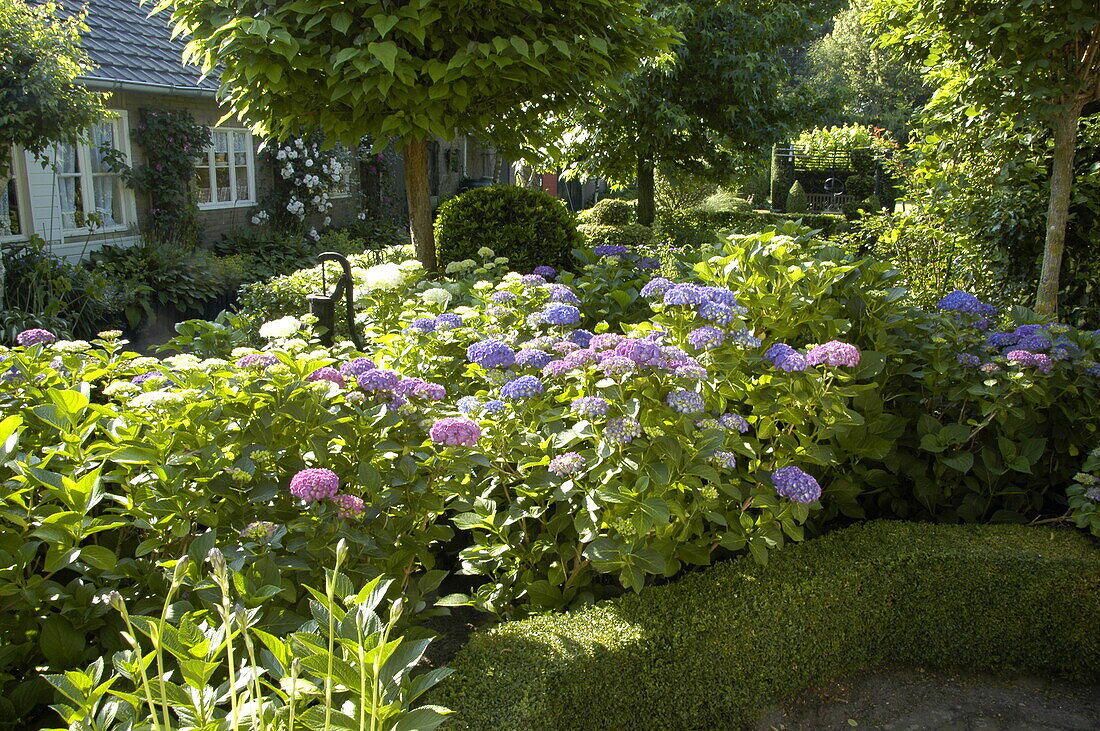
[398,259,424,273]
[473,280,493,291]
[295,139,304,149]
[259,316,302,340]
[444,261,464,274]
[131,356,161,369]
[52,340,91,353]
[231,347,259,358]
[251,216,261,225]
[130,390,189,409]
[309,228,320,242]
[282,338,308,352]
[357,212,367,221]
[103,380,140,397]
[163,354,202,370]
[477,247,495,258]
[494,256,509,264]
[420,287,452,305]
[201,358,230,369]
[501,272,523,284]
[323,216,332,227]
[305,159,313,167]
[361,263,406,291]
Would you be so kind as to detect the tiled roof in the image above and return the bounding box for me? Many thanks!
[40,0,218,92]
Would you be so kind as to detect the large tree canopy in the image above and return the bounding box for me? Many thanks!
[161,0,674,269]
[0,0,105,177]
[563,0,839,225]
[867,0,1100,317]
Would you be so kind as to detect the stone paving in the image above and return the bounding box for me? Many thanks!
[756,669,1100,730]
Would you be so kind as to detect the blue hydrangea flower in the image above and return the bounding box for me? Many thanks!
[542,303,581,326]
[491,291,517,304]
[615,338,663,365]
[666,389,705,414]
[483,399,506,413]
[467,339,516,369]
[711,451,738,469]
[635,256,660,270]
[435,313,464,330]
[700,286,739,308]
[957,353,981,367]
[533,265,557,279]
[771,466,822,503]
[549,452,586,477]
[640,277,673,298]
[764,343,808,372]
[688,326,725,351]
[516,348,556,369]
[548,285,581,305]
[340,357,377,377]
[568,329,594,348]
[500,375,545,399]
[457,396,482,414]
[357,369,400,393]
[699,302,735,325]
[663,284,705,306]
[409,317,436,333]
[604,417,643,444]
[936,290,997,316]
[594,244,629,257]
[600,355,636,377]
[521,274,547,286]
[718,413,750,433]
[571,396,610,418]
[729,330,763,349]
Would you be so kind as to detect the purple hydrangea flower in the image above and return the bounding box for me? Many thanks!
[615,338,663,365]
[16,328,57,347]
[435,313,464,330]
[340,357,377,377]
[590,333,625,350]
[936,290,996,316]
[699,302,736,325]
[516,348,556,369]
[533,265,557,279]
[289,468,340,503]
[237,353,278,369]
[548,285,581,305]
[542,303,581,326]
[666,389,705,414]
[562,349,598,368]
[131,372,161,385]
[712,451,738,469]
[771,466,822,503]
[429,417,481,446]
[600,355,636,377]
[331,493,365,518]
[675,364,709,380]
[640,277,674,299]
[1006,350,1053,374]
[635,256,660,270]
[307,367,346,386]
[806,341,861,368]
[980,362,1002,373]
[396,377,446,400]
[764,343,808,372]
[593,244,629,257]
[956,353,982,367]
[491,291,517,304]
[688,326,725,351]
[467,339,516,369]
[1015,334,1051,352]
[542,359,570,378]
[457,396,482,413]
[521,273,547,286]
[553,340,581,355]
[718,413,750,433]
[500,375,544,399]
[571,396,610,418]
[549,452,586,477]
[357,368,401,392]
[605,417,643,445]
[986,332,1019,349]
[409,317,437,333]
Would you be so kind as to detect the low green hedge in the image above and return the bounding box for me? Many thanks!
[435,522,1100,730]
[655,208,848,248]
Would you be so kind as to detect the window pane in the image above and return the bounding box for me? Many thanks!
[57,143,79,175]
[93,175,123,227]
[1,174,19,236]
[89,122,116,173]
[214,132,229,165]
[60,175,83,229]
[235,166,249,200]
[216,165,231,202]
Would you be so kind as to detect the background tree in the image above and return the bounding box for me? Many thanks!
[806,0,929,140]
[867,0,1100,317]
[563,0,840,225]
[0,0,106,307]
[161,0,673,270]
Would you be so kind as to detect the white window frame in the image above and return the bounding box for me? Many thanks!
[1,146,29,243]
[57,111,134,235]
[195,128,256,210]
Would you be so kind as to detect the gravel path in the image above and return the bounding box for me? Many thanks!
[756,669,1100,730]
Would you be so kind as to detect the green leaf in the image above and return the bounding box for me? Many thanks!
[369,41,399,73]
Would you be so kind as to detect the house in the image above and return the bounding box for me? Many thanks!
[3,0,503,260]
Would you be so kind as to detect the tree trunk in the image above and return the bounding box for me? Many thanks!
[403,138,437,271]
[1036,108,1082,318]
[637,154,655,226]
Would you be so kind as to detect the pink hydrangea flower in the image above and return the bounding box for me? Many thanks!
[429,417,481,446]
[331,493,365,518]
[289,468,340,502]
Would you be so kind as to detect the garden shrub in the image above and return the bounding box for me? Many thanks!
[435,186,582,273]
[436,522,1100,730]
[576,222,655,251]
[654,209,847,248]
[698,189,752,212]
[786,180,809,214]
[576,198,635,226]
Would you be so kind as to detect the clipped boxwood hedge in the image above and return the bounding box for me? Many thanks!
[435,522,1100,730]
[577,222,656,250]
[655,208,847,248]
[435,186,583,273]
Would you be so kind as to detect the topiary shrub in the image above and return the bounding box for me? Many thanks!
[435,522,1100,730]
[577,198,636,226]
[845,173,875,200]
[786,180,809,214]
[654,209,848,248]
[698,189,753,213]
[435,186,582,273]
[577,222,655,250]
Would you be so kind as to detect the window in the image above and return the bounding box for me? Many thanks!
[56,119,128,231]
[1,148,22,238]
[195,129,254,208]
[328,144,357,198]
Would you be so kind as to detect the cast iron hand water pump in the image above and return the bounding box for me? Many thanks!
[308,252,366,350]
